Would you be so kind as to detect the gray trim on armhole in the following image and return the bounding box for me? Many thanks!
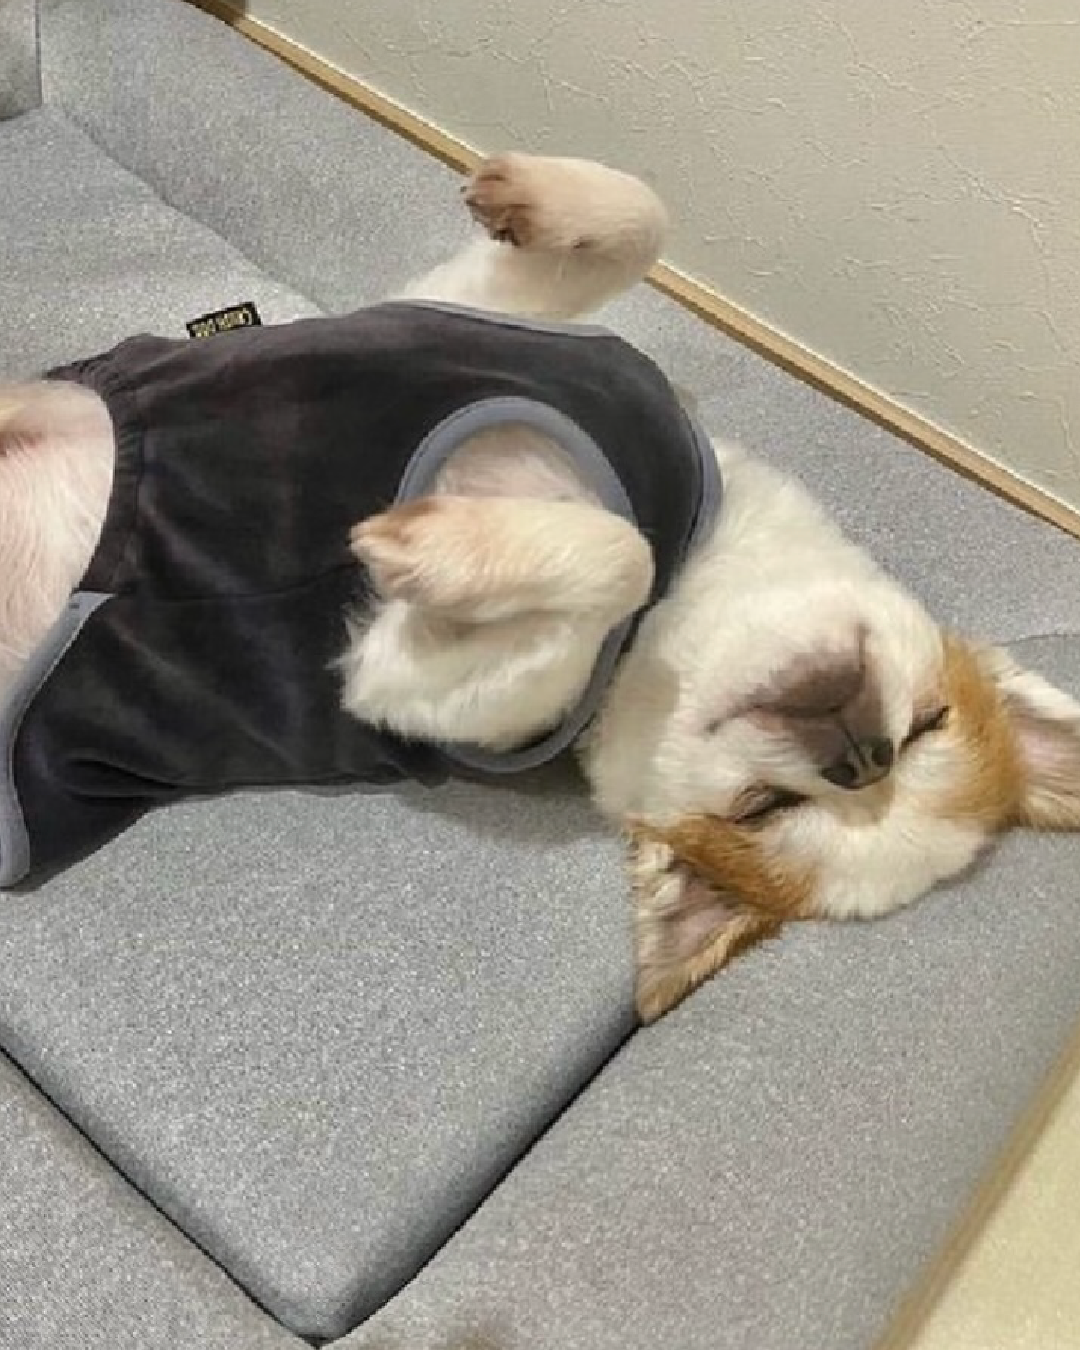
[395,394,720,775]
[0,592,110,887]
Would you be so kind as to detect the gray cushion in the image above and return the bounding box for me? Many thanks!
[0,0,38,121]
[40,0,470,314]
[0,1051,299,1350]
[0,679,632,1336]
[0,768,633,1340]
[345,643,1080,1350]
[0,107,319,381]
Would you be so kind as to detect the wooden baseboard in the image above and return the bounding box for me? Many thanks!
[651,267,1080,540]
[189,0,478,174]
[187,0,1080,540]
[873,1013,1080,1350]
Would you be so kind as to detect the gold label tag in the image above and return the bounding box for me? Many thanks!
[186,301,262,339]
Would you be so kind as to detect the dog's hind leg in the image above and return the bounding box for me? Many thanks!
[0,382,114,693]
[397,152,667,320]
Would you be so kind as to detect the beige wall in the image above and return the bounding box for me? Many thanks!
[901,1066,1080,1350]
[883,1028,1080,1350]
[245,0,1080,509]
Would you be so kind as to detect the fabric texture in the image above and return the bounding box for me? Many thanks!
[0,767,636,1341]
[0,106,320,383]
[0,1,1078,1347]
[0,1051,298,1350]
[0,0,38,120]
[39,0,468,315]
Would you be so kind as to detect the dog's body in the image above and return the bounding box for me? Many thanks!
[3,153,1079,1019]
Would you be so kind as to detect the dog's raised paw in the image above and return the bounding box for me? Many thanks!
[463,153,596,252]
[464,154,542,247]
[350,498,500,615]
[349,501,443,604]
[463,152,668,261]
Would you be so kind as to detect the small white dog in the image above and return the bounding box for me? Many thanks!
[2,153,1079,1020]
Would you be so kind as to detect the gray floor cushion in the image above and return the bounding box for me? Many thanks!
[0,107,319,381]
[39,0,469,316]
[0,773,634,1339]
[0,0,38,121]
[0,1054,297,1350]
[2,1,1079,1347]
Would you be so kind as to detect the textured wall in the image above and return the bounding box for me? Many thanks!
[245,0,1080,506]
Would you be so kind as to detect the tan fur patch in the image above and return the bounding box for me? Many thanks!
[1020,775,1080,829]
[627,819,816,1022]
[938,635,1023,827]
[648,816,817,920]
[635,905,780,1024]
[464,155,547,247]
[349,498,477,609]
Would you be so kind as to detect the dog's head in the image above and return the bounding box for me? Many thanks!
[618,587,1080,1021]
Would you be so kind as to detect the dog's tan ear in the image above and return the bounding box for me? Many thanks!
[979,647,1080,829]
[627,830,782,1024]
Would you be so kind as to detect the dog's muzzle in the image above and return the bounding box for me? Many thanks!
[821,735,895,790]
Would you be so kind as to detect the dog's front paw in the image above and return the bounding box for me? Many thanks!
[462,152,666,257]
[463,154,556,248]
[352,494,652,624]
[351,497,501,616]
[350,501,444,606]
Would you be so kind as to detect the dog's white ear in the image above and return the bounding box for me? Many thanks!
[982,647,1080,829]
[627,832,781,1024]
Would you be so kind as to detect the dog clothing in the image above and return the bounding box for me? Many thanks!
[0,302,720,886]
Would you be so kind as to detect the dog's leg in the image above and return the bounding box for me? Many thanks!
[352,495,653,625]
[398,152,668,320]
[0,382,114,693]
[343,496,655,749]
[349,152,666,749]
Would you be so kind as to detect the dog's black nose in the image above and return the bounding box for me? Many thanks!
[822,757,857,788]
[867,737,894,771]
[822,737,895,790]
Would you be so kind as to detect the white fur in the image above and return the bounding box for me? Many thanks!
[2,150,1077,949]
[580,443,993,921]
[0,382,114,684]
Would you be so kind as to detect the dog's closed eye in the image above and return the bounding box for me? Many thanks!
[902,704,950,749]
[732,787,806,824]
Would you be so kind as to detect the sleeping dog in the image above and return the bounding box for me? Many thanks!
[2,152,1079,1020]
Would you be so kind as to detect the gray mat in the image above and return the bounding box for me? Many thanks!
[40,0,468,314]
[0,1052,298,1350]
[0,107,318,380]
[0,0,38,121]
[0,766,633,1338]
